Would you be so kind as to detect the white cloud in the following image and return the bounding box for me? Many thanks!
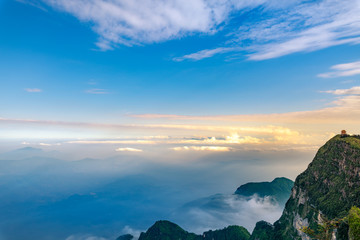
[43,0,236,49]
[36,0,360,61]
[172,194,283,234]
[25,88,42,92]
[85,89,109,94]
[115,147,143,152]
[39,142,61,146]
[322,86,360,95]
[173,47,235,61]
[176,0,360,61]
[238,0,360,60]
[121,226,142,239]
[177,134,263,145]
[318,61,360,78]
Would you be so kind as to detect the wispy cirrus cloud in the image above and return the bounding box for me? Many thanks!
[318,61,360,78]
[43,0,235,49]
[25,88,42,93]
[29,0,360,60]
[173,47,235,61]
[178,0,360,61]
[244,0,360,60]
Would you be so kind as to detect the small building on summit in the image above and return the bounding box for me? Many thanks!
[341,130,348,137]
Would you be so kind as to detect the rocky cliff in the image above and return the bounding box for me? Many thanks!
[254,134,360,240]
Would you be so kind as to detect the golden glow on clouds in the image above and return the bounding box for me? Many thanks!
[179,134,262,145]
[2,86,360,152]
[322,86,360,95]
[115,147,143,152]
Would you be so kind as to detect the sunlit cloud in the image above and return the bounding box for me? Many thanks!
[318,61,360,78]
[2,87,360,150]
[115,147,143,152]
[178,134,262,145]
[321,86,360,95]
[85,88,109,94]
[141,135,170,140]
[25,88,42,93]
[39,142,61,146]
[172,146,232,152]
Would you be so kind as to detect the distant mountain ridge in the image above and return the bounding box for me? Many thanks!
[0,147,61,160]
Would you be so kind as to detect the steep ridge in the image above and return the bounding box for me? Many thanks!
[254,134,360,239]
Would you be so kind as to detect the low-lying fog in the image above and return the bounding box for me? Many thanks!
[0,144,314,240]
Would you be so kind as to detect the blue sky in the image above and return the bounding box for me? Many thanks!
[1,0,360,148]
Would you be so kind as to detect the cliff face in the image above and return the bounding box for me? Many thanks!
[270,135,360,240]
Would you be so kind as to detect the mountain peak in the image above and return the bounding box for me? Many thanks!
[138,220,200,240]
[267,133,360,239]
[235,177,294,205]
[328,134,360,149]
[137,220,250,240]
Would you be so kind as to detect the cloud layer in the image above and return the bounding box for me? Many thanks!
[44,0,234,49]
[37,0,360,60]
[171,194,283,234]
[3,86,360,152]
